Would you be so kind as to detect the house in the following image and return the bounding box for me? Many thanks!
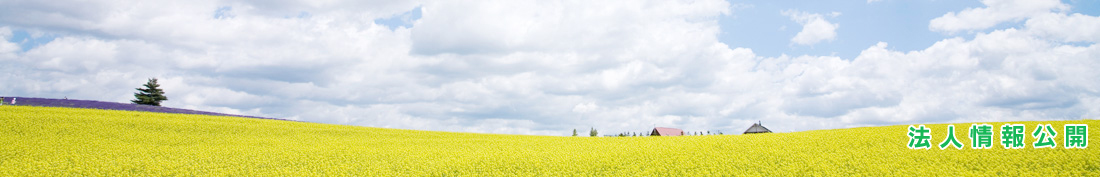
[743,122,772,134]
[650,127,684,136]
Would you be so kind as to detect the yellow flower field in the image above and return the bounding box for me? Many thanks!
[1,106,1097,176]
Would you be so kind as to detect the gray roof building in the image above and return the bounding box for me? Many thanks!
[743,122,772,134]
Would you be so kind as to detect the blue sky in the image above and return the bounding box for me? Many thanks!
[2,0,1099,136]
[720,0,976,59]
[719,0,1099,59]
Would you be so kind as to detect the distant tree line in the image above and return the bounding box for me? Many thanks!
[572,128,725,137]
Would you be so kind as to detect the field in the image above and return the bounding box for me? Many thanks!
[1,106,1097,176]
[0,97,275,120]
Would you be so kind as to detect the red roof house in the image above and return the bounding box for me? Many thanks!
[650,127,684,136]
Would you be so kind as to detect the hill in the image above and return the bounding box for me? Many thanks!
[0,96,282,120]
[1,106,1096,176]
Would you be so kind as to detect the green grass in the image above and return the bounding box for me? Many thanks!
[1,106,1097,176]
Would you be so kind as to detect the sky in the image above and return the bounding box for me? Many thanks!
[2,0,1099,136]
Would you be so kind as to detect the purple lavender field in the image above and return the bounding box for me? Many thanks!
[0,96,285,121]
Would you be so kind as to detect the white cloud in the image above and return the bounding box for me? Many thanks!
[0,0,738,135]
[929,0,1067,33]
[1025,13,1100,43]
[834,29,1091,125]
[411,0,729,55]
[2,0,1099,136]
[0,27,18,56]
[782,9,839,46]
[572,102,600,113]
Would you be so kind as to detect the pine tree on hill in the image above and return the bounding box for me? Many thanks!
[132,78,168,106]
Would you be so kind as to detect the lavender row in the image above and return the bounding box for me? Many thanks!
[0,96,288,121]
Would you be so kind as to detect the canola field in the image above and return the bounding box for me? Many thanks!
[1,106,1098,176]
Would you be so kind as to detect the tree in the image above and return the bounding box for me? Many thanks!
[132,78,168,106]
[572,129,578,136]
[590,128,598,137]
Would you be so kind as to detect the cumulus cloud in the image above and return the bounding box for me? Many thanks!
[929,0,1067,33]
[1025,13,1100,43]
[2,0,1099,136]
[410,0,729,55]
[781,9,839,46]
[0,27,18,55]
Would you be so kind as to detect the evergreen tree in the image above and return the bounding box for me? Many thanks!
[572,129,578,136]
[589,128,598,137]
[132,78,168,106]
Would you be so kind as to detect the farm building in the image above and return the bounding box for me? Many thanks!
[650,127,684,136]
[743,122,772,134]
